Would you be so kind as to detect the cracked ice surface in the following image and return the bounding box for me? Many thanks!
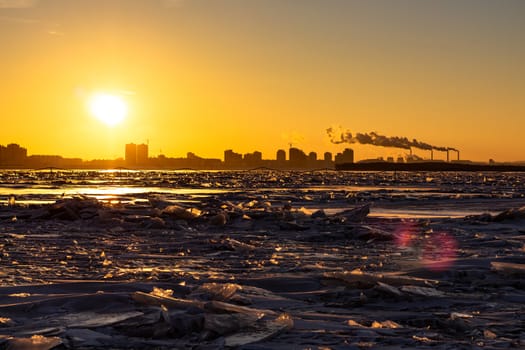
[0,170,523,349]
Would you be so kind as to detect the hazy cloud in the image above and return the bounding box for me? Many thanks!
[0,0,37,8]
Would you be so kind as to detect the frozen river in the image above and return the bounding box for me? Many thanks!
[1,169,524,218]
[1,169,524,348]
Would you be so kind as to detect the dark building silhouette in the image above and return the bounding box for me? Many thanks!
[125,143,137,166]
[186,152,221,168]
[224,149,242,166]
[289,147,308,168]
[27,155,62,168]
[137,143,148,165]
[276,149,286,162]
[0,141,342,170]
[125,143,149,167]
[335,148,354,164]
[0,143,27,165]
[243,151,262,166]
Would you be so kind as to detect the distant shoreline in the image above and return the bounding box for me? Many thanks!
[336,162,525,172]
[1,162,525,172]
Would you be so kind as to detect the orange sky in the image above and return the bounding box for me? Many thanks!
[1,0,524,162]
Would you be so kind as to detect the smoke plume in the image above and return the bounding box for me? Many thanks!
[327,128,457,152]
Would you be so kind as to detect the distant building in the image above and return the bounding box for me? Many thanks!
[308,152,317,162]
[276,149,286,162]
[186,152,221,168]
[125,143,149,167]
[27,155,63,168]
[136,143,148,165]
[244,151,262,166]
[289,147,306,162]
[187,152,200,160]
[335,148,354,164]
[289,147,308,168]
[125,143,137,166]
[324,152,333,162]
[0,143,27,165]
[406,154,423,163]
[224,149,242,165]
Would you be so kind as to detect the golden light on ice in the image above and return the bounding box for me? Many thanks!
[88,93,128,126]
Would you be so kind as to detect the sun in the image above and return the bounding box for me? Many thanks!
[88,93,128,126]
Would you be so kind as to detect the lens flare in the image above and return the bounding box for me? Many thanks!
[394,222,418,249]
[393,223,458,272]
[421,232,457,272]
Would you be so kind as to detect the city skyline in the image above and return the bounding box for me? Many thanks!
[0,141,355,169]
[4,140,525,171]
[1,1,525,162]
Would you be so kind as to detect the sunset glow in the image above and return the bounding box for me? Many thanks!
[0,1,524,161]
[0,3,523,346]
[88,94,128,127]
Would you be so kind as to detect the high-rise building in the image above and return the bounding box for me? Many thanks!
[335,148,354,164]
[244,151,262,162]
[289,147,307,167]
[125,143,149,166]
[324,152,333,162]
[276,149,286,162]
[224,149,242,165]
[137,143,148,165]
[125,143,137,166]
[289,148,306,162]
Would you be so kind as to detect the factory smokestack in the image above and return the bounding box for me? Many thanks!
[456,150,460,161]
[327,128,456,155]
[446,149,449,162]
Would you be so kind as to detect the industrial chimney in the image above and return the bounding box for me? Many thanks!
[456,150,460,161]
[446,149,449,162]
